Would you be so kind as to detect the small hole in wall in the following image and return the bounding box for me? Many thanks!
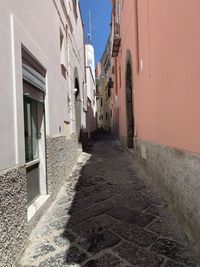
[59,126,61,132]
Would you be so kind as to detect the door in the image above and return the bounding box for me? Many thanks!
[22,49,47,207]
[24,96,40,204]
[126,61,134,148]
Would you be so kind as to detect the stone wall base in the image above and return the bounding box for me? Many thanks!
[46,134,80,198]
[119,135,128,148]
[29,134,81,231]
[1,135,81,266]
[135,138,200,247]
[0,165,28,267]
[80,131,89,152]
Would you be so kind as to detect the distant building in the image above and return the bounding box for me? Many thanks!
[97,35,113,132]
[85,44,97,139]
[95,62,102,79]
[95,62,102,129]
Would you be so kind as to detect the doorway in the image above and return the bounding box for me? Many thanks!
[24,96,40,204]
[23,91,46,205]
[75,77,81,141]
[126,58,134,148]
[22,47,47,207]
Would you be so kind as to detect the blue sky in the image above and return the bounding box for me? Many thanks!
[79,0,112,63]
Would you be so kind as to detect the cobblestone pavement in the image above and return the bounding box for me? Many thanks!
[19,135,200,266]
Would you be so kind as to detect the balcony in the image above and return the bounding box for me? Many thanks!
[112,22,121,57]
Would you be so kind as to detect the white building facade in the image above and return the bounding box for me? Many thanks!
[0,1,86,266]
[85,44,97,137]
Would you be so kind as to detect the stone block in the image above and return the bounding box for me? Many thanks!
[113,242,164,266]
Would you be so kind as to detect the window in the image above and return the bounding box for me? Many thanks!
[24,97,39,163]
[116,0,121,24]
[60,29,67,78]
[83,82,87,111]
[67,92,71,114]
[119,66,122,88]
[108,87,111,98]
[22,47,47,205]
[112,66,115,74]
[72,0,78,19]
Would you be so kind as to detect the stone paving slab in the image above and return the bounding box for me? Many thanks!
[107,206,155,227]
[19,135,200,266]
[113,194,150,211]
[83,253,123,267]
[39,247,88,267]
[151,238,197,266]
[113,242,164,266]
[143,204,175,218]
[146,216,190,245]
[111,222,158,248]
[71,214,118,239]
[80,230,121,255]
[165,260,185,266]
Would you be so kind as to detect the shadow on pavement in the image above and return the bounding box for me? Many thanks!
[24,132,200,267]
[52,133,199,266]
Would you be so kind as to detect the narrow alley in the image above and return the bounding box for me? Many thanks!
[19,134,199,267]
[2,0,200,266]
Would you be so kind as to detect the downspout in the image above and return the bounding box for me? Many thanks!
[83,24,86,83]
[82,22,88,143]
[113,0,117,96]
[135,0,140,73]
[43,93,48,195]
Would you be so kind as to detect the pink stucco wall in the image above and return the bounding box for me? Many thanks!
[117,0,200,154]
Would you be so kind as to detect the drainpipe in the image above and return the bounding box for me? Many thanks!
[135,0,140,73]
[43,93,48,195]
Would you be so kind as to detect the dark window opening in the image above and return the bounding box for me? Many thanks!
[119,66,122,88]
[112,66,115,74]
[75,77,80,99]
[60,29,66,79]
[73,0,78,19]
[108,87,111,98]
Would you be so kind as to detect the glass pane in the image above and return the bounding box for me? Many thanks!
[24,97,39,162]
[24,101,32,161]
[31,99,39,160]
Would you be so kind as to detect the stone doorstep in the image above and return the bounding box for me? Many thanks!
[27,194,51,222]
